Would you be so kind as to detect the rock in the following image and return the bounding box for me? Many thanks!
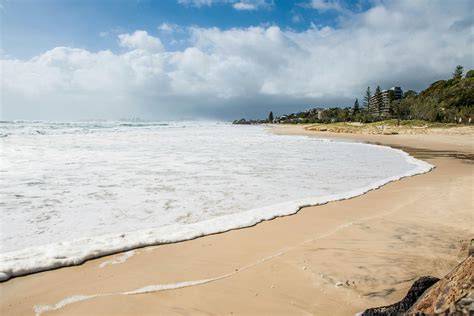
[361,276,440,315]
[232,118,251,125]
[232,118,269,125]
[361,255,474,316]
[408,255,473,315]
[449,293,474,315]
[335,281,344,287]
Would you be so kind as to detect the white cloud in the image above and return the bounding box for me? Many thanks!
[177,0,273,11]
[158,23,174,33]
[1,1,473,120]
[118,30,163,52]
[292,14,303,23]
[177,0,216,7]
[233,2,256,10]
[309,0,346,13]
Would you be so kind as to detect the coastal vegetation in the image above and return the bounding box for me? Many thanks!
[303,120,472,136]
[233,66,474,125]
[396,66,473,123]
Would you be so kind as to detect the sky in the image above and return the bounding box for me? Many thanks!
[0,0,473,121]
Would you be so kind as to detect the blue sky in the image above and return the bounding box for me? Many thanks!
[2,0,372,58]
[1,0,473,120]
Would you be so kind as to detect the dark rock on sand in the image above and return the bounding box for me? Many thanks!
[408,255,473,315]
[233,118,251,125]
[361,253,473,316]
[361,276,440,316]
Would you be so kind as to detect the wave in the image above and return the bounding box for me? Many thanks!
[0,121,186,136]
[0,144,432,282]
[119,123,169,127]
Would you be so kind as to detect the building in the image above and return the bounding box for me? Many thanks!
[303,107,327,120]
[369,86,403,117]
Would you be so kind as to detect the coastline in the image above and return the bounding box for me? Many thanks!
[0,129,433,283]
[1,125,473,315]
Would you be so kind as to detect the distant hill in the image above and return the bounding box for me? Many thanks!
[233,68,474,125]
[402,69,474,122]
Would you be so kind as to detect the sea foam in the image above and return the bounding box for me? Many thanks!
[0,122,432,281]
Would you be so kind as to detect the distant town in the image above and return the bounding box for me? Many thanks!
[234,66,473,125]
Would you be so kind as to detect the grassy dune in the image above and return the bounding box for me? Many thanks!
[302,120,473,135]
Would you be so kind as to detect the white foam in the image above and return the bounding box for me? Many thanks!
[34,295,102,316]
[0,122,433,281]
[98,250,135,268]
[31,177,432,315]
[34,250,286,315]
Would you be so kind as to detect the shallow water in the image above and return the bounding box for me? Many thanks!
[0,121,432,280]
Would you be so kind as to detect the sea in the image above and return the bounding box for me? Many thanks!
[0,121,432,281]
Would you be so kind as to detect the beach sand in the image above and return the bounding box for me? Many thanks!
[1,125,473,315]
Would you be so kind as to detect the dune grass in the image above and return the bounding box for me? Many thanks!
[303,120,468,135]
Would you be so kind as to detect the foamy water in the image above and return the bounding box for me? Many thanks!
[0,121,432,281]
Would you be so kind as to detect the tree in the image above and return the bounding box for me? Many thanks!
[452,65,464,80]
[268,111,274,123]
[465,69,474,79]
[363,87,371,108]
[375,85,382,116]
[392,100,410,125]
[353,98,360,114]
[403,90,418,98]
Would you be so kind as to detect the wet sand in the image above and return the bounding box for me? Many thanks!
[1,125,473,315]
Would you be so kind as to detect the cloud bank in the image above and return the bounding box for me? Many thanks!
[1,0,473,120]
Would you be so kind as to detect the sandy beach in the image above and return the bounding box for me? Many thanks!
[1,125,473,316]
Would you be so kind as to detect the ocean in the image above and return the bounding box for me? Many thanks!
[0,121,432,281]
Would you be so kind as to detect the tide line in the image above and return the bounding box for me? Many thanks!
[33,186,427,316]
[33,251,285,316]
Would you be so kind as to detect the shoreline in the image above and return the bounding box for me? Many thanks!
[270,124,474,154]
[0,126,433,283]
[1,125,473,315]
